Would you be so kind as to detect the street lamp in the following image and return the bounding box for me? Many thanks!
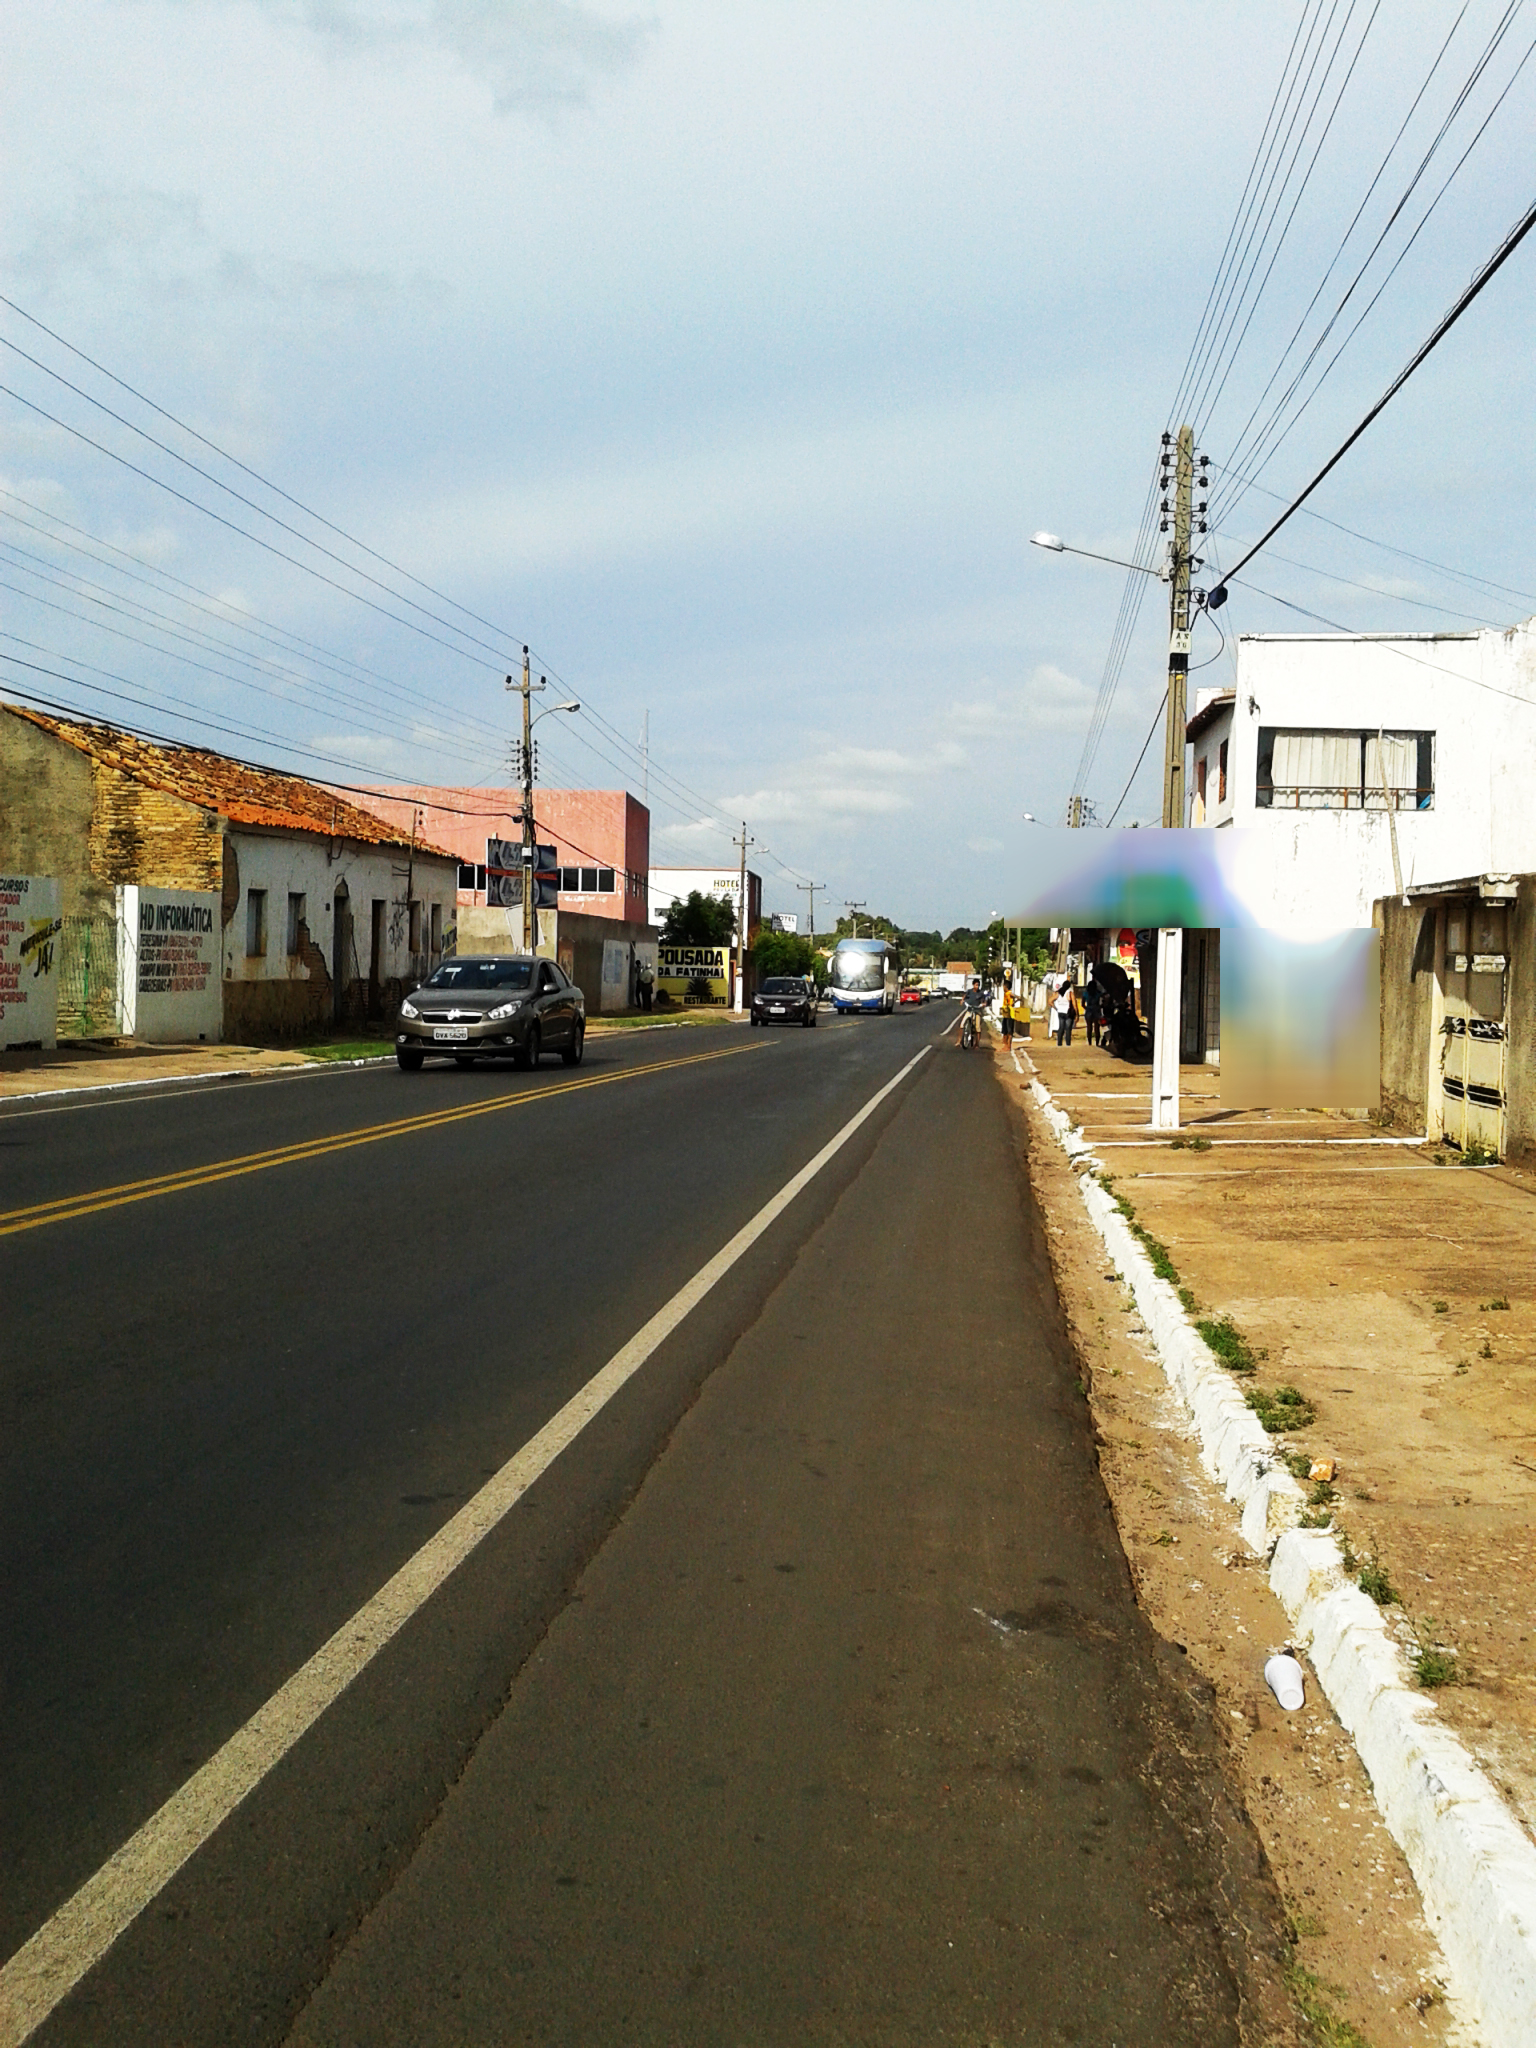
[1030,530,1168,580]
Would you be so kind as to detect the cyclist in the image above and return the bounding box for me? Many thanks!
[960,976,988,1049]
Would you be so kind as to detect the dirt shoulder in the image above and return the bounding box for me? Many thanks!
[998,1030,1467,2046]
[0,1040,314,1100]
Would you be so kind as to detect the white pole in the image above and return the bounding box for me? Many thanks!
[1151,926,1183,1130]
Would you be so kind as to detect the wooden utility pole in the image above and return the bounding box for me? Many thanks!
[796,879,824,946]
[733,821,755,1011]
[508,648,544,954]
[1161,425,1195,829]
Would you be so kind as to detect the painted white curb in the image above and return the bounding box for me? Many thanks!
[1023,1055,1536,2048]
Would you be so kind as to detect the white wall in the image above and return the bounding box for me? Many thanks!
[132,886,222,1042]
[1216,623,1536,933]
[222,831,459,991]
[0,873,60,1049]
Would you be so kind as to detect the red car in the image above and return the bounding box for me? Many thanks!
[898,984,926,1006]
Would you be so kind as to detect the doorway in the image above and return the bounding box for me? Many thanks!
[331,883,351,1024]
[369,898,385,1020]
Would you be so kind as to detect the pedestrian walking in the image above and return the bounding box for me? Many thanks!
[637,958,654,1012]
[1052,976,1078,1047]
[1000,985,1016,1042]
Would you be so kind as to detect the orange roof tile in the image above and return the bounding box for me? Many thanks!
[6,706,457,858]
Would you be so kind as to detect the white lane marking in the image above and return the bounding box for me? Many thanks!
[0,1043,931,2046]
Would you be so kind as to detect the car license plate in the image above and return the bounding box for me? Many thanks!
[770,1005,784,1013]
[432,1025,469,1041]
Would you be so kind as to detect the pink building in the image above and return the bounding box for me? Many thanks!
[345,786,652,927]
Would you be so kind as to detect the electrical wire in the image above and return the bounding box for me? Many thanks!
[1104,691,1169,828]
[1214,6,1534,522]
[1211,186,1536,591]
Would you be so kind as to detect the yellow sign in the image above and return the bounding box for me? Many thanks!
[658,943,729,1006]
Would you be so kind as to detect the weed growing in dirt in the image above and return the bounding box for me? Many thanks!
[1299,1509,1334,1529]
[1481,1296,1510,1311]
[1283,1451,1313,1479]
[1185,1134,1212,1151]
[1106,1187,1181,1284]
[1245,1384,1317,1433]
[1454,1359,1470,1375]
[1283,1959,1372,2048]
[1432,1300,1449,1314]
[1414,1645,1460,1689]
[1196,1316,1262,1375]
[1357,1557,1397,1606]
[1339,1536,1359,1574]
[1177,1284,1199,1315]
[1479,1336,1494,1359]
[1167,1135,1188,1149]
[1308,1478,1338,1507]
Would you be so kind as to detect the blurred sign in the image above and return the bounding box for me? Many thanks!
[486,840,559,910]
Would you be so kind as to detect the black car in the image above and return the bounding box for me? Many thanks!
[751,976,817,1027]
[395,955,585,1069]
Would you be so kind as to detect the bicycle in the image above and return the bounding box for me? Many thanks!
[959,1007,980,1050]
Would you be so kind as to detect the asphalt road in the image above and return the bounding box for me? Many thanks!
[1,1008,1287,2044]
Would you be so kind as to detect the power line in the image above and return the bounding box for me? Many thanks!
[1210,187,1536,597]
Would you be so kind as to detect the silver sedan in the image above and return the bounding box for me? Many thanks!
[395,955,585,1070]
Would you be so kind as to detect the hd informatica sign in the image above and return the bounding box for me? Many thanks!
[657,943,729,1006]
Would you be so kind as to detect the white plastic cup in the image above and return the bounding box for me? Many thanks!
[1264,1652,1306,1711]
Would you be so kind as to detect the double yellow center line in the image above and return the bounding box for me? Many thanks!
[0,1041,762,1240]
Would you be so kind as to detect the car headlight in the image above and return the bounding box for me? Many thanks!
[399,999,420,1019]
[487,1000,522,1022]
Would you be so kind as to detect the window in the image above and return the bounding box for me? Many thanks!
[429,902,442,956]
[1218,739,1228,803]
[1195,757,1208,805]
[457,862,476,889]
[560,866,579,892]
[245,888,267,958]
[409,900,422,952]
[286,892,306,956]
[598,868,615,893]
[1255,728,1434,810]
[580,866,599,892]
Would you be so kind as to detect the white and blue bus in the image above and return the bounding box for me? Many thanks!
[826,936,902,1014]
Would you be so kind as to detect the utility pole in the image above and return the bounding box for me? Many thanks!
[1160,424,1208,828]
[508,647,544,954]
[796,879,824,946]
[843,900,866,938]
[733,821,755,1012]
[1151,427,1208,1128]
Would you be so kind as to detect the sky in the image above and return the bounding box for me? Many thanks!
[2,0,1534,929]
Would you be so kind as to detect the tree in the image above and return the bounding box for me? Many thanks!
[752,928,814,979]
[661,890,737,947]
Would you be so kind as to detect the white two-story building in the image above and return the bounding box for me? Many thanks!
[1188,618,1536,931]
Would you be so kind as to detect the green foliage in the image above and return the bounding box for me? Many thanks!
[1458,1136,1497,1165]
[1107,1187,1180,1283]
[1481,1295,1510,1311]
[1196,1316,1261,1376]
[1283,1958,1373,2047]
[1357,1557,1396,1606]
[661,890,737,947]
[751,928,814,979]
[1244,1384,1317,1434]
[1414,1645,1459,1688]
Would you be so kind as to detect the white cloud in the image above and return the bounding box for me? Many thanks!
[949,665,1128,739]
[221,0,655,113]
